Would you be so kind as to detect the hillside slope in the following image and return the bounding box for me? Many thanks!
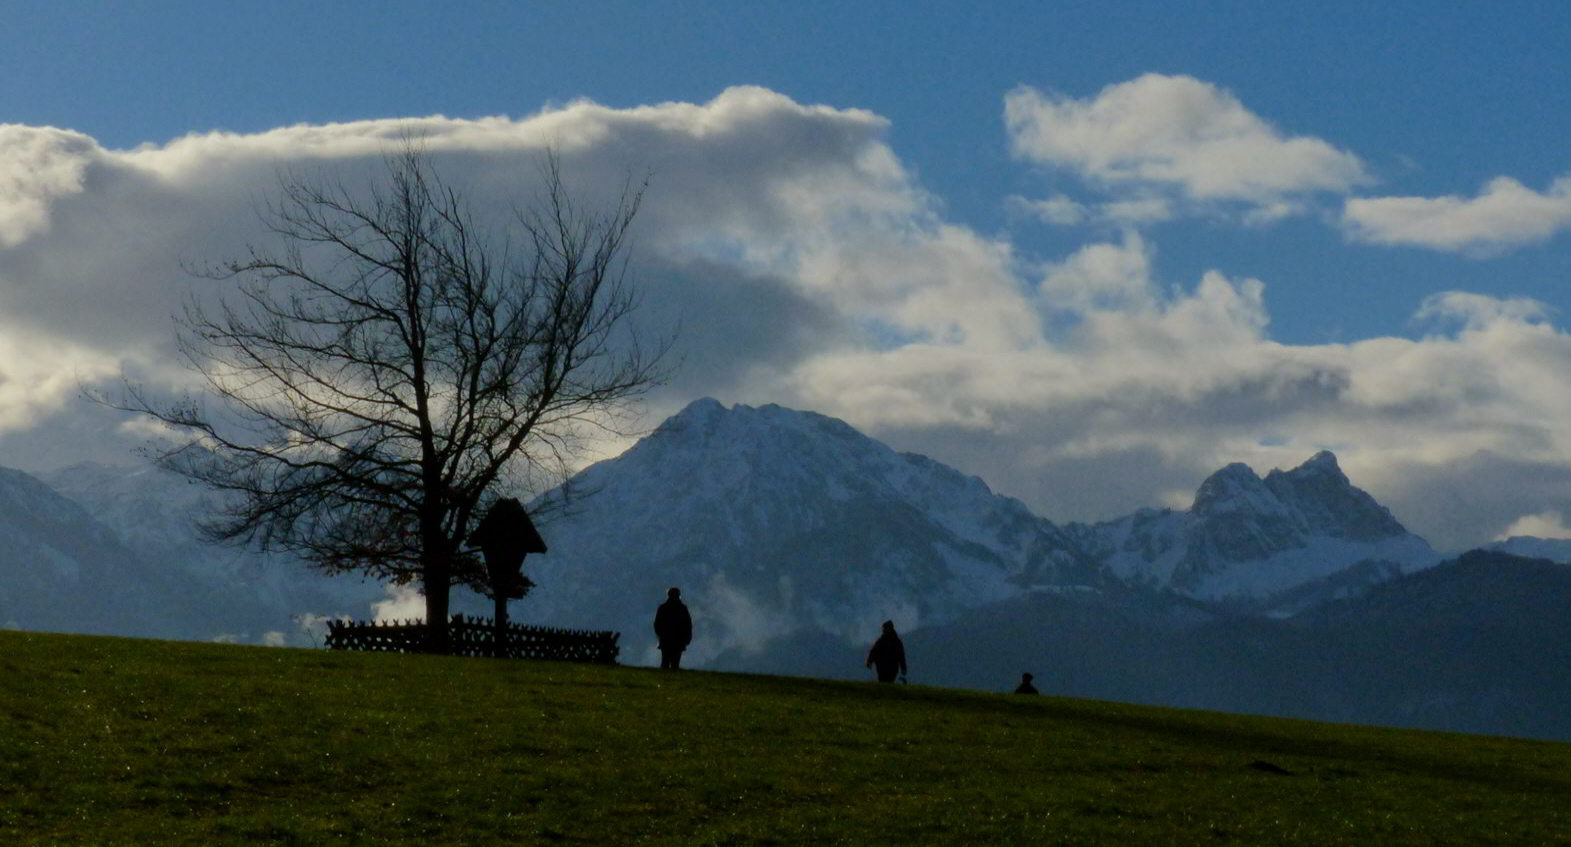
[3,630,1569,846]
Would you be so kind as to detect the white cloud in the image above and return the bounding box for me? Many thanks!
[1343,174,1571,254]
[1005,74,1369,219]
[0,328,119,432]
[0,125,97,247]
[1415,291,1554,331]
[1010,192,1173,227]
[1103,196,1175,225]
[1010,193,1090,226]
[1038,230,1157,313]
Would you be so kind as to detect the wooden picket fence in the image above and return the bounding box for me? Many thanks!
[325,614,620,664]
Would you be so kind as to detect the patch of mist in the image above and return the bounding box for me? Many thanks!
[829,593,921,647]
[372,584,426,622]
[1496,511,1571,541]
[291,612,339,648]
[685,571,798,666]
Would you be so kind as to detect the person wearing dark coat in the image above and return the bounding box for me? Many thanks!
[865,620,907,683]
[1014,673,1039,695]
[653,586,693,670]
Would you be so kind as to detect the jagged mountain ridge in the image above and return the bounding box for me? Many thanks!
[1069,451,1437,604]
[883,550,1571,741]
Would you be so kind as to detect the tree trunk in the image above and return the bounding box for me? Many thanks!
[424,562,451,654]
[494,595,509,658]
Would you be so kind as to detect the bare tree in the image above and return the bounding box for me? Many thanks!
[111,146,665,650]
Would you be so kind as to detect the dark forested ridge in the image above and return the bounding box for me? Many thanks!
[715,550,1571,741]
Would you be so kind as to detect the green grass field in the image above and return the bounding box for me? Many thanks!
[2,630,1568,845]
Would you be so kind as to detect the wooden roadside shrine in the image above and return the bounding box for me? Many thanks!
[468,497,547,642]
[327,498,620,664]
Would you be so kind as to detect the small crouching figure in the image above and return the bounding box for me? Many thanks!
[1014,672,1039,695]
[865,620,907,683]
[653,586,693,670]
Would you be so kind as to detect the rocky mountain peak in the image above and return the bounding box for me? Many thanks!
[1186,451,1405,545]
[1293,450,1343,476]
[1191,462,1274,516]
[1090,450,1438,600]
[1263,451,1407,542]
[660,395,727,433]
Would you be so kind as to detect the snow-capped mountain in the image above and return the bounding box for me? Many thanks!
[519,400,1443,661]
[1070,451,1439,606]
[521,398,1106,665]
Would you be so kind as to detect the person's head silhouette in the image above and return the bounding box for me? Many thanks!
[668,586,681,599]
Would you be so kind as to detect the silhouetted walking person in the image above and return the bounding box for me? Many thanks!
[1014,672,1038,695]
[865,620,907,683]
[653,586,692,670]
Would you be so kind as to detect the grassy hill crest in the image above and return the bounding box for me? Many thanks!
[2,631,1567,845]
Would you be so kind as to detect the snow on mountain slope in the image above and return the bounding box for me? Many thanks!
[0,465,190,636]
[1073,451,1439,603]
[41,462,389,643]
[520,398,1106,665]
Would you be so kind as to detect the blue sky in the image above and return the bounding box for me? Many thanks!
[7,1,1569,342]
[3,1,1571,548]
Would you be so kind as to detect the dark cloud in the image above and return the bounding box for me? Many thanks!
[636,256,850,402]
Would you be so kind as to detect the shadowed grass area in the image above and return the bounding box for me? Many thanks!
[1,630,1567,845]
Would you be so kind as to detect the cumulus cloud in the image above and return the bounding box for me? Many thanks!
[0,87,900,443]
[1343,174,1571,254]
[0,328,118,432]
[1009,193,1090,226]
[3,85,1571,552]
[0,125,98,247]
[1010,192,1174,227]
[790,219,1571,550]
[1005,74,1369,221]
[1415,291,1555,330]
